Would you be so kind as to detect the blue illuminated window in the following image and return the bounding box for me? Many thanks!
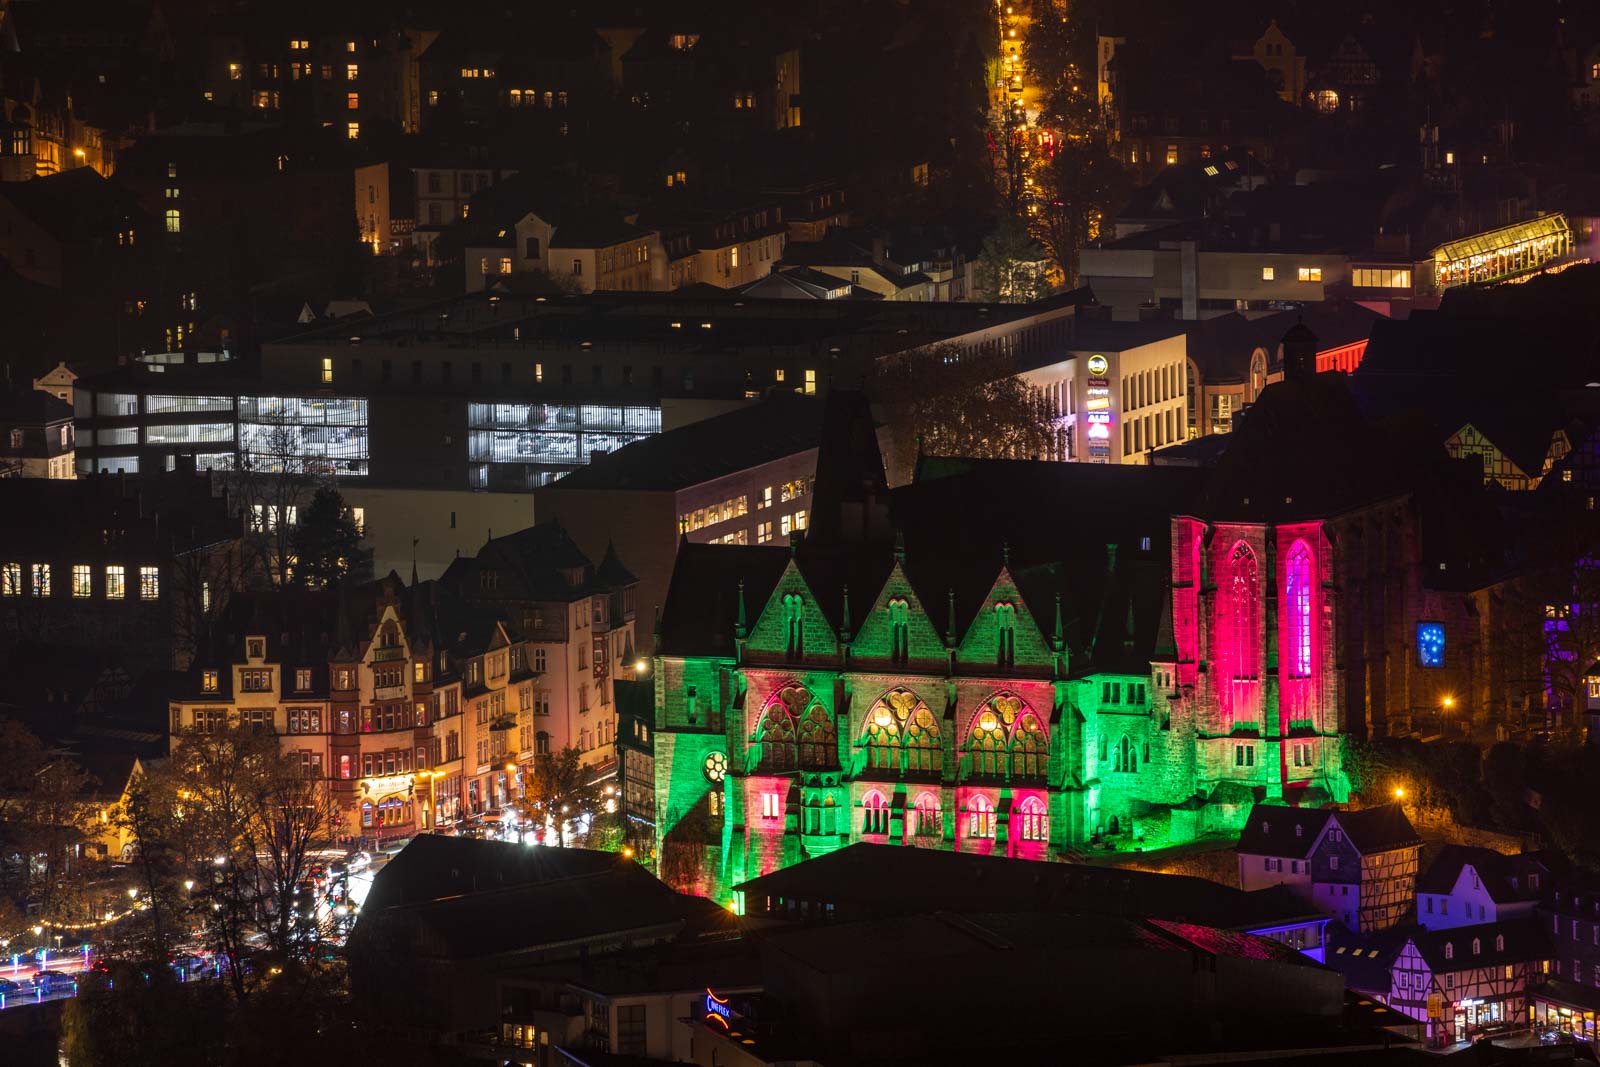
[1417,622,1445,668]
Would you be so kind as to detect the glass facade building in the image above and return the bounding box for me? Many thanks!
[467,403,660,487]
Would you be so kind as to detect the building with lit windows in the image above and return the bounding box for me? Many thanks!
[650,346,1513,904]
[533,394,824,656]
[0,386,76,479]
[1429,214,1577,292]
[0,470,239,674]
[438,520,641,788]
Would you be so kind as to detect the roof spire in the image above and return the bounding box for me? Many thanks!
[840,583,851,641]
[945,587,956,645]
[1002,540,1011,568]
[735,578,747,639]
[410,536,419,587]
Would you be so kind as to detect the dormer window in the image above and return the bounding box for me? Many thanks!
[1261,821,1270,834]
[248,637,265,659]
[296,668,311,691]
[202,669,218,693]
[1295,825,1303,838]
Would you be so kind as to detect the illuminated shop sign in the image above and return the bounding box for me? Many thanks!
[704,988,731,1028]
[1086,411,1112,440]
[1087,354,1109,376]
[359,774,415,797]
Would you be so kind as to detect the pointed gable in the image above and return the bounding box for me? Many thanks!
[745,557,840,660]
[849,558,947,666]
[954,567,1050,673]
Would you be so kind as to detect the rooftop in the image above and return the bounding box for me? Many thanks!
[542,394,822,492]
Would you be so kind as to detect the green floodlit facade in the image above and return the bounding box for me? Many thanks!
[650,514,1352,906]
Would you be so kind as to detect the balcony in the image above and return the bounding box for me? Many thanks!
[373,646,406,663]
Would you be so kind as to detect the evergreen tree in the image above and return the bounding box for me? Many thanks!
[972,216,1052,303]
[289,487,370,589]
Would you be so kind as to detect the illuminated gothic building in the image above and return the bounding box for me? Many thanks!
[650,331,1507,904]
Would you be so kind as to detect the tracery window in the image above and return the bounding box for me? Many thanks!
[754,703,796,771]
[913,792,941,838]
[1011,713,1046,778]
[967,708,1006,778]
[1114,735,1138,773]
[864,688,938,774]
[797,705,837,769]
[862,791,889,835]
[968,794,995,838]
[1018,796,1048,842]
[1285,540,1312,678]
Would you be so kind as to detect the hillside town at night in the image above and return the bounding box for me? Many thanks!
[5,0,1600,1063]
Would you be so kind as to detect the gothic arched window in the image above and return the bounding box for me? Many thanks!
[1114,735,1138,773]
[1229,542,1260,688]
[1010,712,1046,779]
[862,791,889,835]
[904,706,941,773]
[968,794,995,838]
[755,704,797,771]
[797,705,837,769]
[966,709,1006,778]
[1018,796,1048,842]
[912,792,941,838]
[1285,540,1313,679]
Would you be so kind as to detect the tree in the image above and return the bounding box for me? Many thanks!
[972,216,1052,303]
[526,747,599,848]
[229,421,316,590]
[290,487,370,588]
[869,344,1058,485]
[0,721,97,925]
[136,727,344,998]
[1022,0,1099,137]
[1031,135,1129,288]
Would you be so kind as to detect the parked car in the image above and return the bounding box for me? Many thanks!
[0,977,23,995]
[31,969,72,994]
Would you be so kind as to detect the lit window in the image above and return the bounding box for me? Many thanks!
[202,669,218,693]
[1444,150,1455,165]
[346,122,360,140]
[347,92,360,109]
[165,209,181,233]
[804,369,817,395]
[428,90,439,106]
[775,368,785,382]
[1297,266,1322,282]
[30,563,49,597]
[1285,541,1312,678]
[0,562,18,597]
[1165,145,1178,165]
[761,793,781,818]
[1261,266,1275,281]
[346,40,357,53]
[347,64,359,81]
[228,63,241,80]
[105,565,125,600]
[321,357,333,383]
[499,257,512,274]
[1418,622,1445,668]
[730,245,740,268]
[139,566,160,600]
[968,795,995,838]
[72,565,91,598]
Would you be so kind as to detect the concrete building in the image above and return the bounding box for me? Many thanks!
[534,394,824,655]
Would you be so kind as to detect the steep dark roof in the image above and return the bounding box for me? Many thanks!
[735,843,1323,931]
[439,520,625,605]
[352,837,730,960]
[1237,803,1334,859]
[656,542,791,657]
[1333,804,1420,855]
[0,167,146,243]
[1417,845,1548,905]
[1408,917,1552,973]
[546,395,823,492]
[0,386,72,425]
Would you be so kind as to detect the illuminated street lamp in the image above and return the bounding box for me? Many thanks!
[1393,786,1406,801]
[1442,696,1455,710]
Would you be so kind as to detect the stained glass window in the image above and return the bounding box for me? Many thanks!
[1418,622,1445,668]
[1285,541,1312,678]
